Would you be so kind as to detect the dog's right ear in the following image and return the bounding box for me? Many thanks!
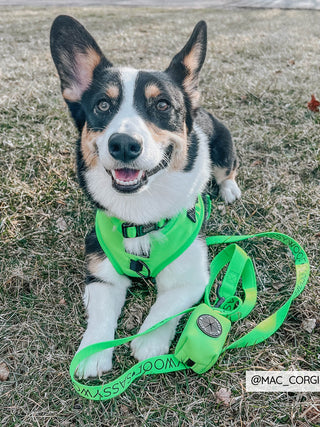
[165,21,207,111]
[50,15,112,104]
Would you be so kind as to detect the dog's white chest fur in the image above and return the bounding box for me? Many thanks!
[124,234,152,256]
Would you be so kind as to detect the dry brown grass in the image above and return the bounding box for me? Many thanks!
[1,5,320,426]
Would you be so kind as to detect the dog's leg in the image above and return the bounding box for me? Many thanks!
[131,238,209,361]
[75,256,131,379]
[212,165,241,204]
[205,114,241,203]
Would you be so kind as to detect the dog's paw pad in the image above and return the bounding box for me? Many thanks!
[220,179,241,204]
[131,334,169,362]
[75,349,112,379]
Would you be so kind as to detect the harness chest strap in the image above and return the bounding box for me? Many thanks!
[95,194,210,279]
[70,231,310,401]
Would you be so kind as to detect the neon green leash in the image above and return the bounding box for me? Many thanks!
[69,232,309,400]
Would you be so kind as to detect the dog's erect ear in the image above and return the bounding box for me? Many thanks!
[165,21,207,109]
[50,15,111,103]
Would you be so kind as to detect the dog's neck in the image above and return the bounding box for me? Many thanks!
[123,233,153,257]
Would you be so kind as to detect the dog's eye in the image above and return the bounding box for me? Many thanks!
[96,99,110,112]
[156,99,171,112]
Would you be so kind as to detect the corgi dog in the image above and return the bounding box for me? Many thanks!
[50,15,241,379]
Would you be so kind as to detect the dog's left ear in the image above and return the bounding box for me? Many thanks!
[50,15,111,103]
[50,15,112,131]
[166,21,207,109]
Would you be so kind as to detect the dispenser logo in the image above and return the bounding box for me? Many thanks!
[197,314,222,338]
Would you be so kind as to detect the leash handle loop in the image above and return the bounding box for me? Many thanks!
[206,232,309,350]
[204,243,257,322]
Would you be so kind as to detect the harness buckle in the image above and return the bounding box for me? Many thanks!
[122,223,141,238]
[129,259,152,279]
[187,207,197,223]
[122,220,169,239]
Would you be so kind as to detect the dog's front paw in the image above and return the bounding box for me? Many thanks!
[75,348,113,379]
[131,331,170,362]
[220,179,241,203]
[75,328,113,379]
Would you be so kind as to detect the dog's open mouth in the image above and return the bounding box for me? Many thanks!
[109,145,173,194]
[111,169,147,193]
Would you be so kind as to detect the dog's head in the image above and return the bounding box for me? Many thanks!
[50,16,208,222]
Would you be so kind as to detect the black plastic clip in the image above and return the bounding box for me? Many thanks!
[213,283,226,308]
[187,207,197,223]
[129,259,152,279]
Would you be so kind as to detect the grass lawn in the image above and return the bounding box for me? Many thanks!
[1,5,319,426]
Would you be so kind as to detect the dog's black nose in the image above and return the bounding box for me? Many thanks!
[108,133,142,162]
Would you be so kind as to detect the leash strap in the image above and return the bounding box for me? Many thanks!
[69,232,309,400]
[206,232,309,350]
[69,309,193,400]
[71,353,186,401]
[204,243,257,322]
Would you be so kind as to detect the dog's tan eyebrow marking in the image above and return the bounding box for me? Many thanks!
[145,84,161,99]
[106,85,120,99]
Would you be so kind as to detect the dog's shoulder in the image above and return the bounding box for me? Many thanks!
[195,108,231,145]
[195,108,236,169]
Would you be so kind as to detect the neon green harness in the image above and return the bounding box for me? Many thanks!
[95,194,210,279]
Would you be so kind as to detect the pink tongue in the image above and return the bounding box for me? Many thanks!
[114,168,140,182]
